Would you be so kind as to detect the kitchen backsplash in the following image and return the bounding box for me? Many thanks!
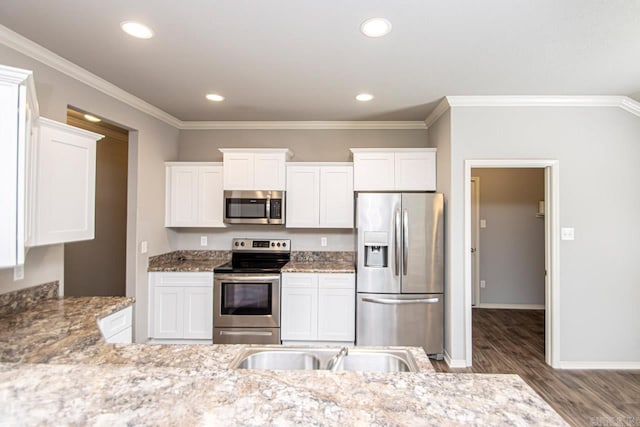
[0,281,59,317]
[148,250,231,264]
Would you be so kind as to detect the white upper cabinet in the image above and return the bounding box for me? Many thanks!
[351,148,437,191]
[165,162,224,227]
[286,163,353,228]
[0,64,36,267]
[220,148,291,190]
[27,118,102,247]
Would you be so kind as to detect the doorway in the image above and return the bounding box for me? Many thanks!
[464,160,560,367]
[64,108,129,296]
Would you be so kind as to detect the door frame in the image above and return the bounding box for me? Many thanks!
[464,159,560,367]
[470,176,480,307]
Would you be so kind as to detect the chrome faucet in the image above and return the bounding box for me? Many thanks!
[327,347,349,371]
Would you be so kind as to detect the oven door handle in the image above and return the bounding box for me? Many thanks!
[214,274,280,282]
[219,330,274,337]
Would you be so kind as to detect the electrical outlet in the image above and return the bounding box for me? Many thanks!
[480,219,487,228]
[14,264,24,281]
[200,236,208,246]
[561,227,575,241]
[140,241,148,254]
[480,280,486,288]
[320,237,327,247]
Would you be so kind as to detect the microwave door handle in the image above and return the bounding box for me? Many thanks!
[266,194,271,223]
[403,208,408,276]
[394,208,401,276]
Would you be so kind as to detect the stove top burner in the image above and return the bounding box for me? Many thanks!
[214,238,291,274]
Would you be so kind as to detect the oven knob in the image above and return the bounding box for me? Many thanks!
[277,242,281,247]
[240,242,245,247]
[282,242,287,247]
[271,242,275,247]
[234,242,239,247]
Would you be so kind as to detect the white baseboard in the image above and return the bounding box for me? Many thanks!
[474,303,545,310]
[556,361,640,370]
[444,349,468,368]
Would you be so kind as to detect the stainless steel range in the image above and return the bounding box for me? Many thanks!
[213,238,290,344]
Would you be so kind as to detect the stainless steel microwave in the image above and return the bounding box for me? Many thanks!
[223,190,285,225]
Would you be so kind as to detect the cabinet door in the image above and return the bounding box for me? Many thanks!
[31,119,98,245]
[166,166,199,226]
[183,286,213,339]
[320,166,353,228]
[198,166,224,227]
[394,151,436,191]
[152,286,184,339]
[353,152,395,191]
[281,274,318,340]
[254,153,285,190]
[317,274,355,342]
[286,166,320,228]
[223,152,254,190]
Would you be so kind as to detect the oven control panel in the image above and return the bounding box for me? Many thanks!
[232,238,291,251]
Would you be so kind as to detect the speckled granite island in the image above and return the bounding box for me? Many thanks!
[0,283,568,426]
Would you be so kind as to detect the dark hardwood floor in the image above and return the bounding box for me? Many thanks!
[431,308,640,426]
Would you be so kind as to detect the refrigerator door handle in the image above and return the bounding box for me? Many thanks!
[362,297,440,305]
[402,208,408,275]
[394,208,401,276]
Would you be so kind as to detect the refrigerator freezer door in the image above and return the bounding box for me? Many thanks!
[356,292,443,355]
[357,193,401,293]
[401,193,444,294]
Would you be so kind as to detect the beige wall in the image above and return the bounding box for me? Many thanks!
[472,168,545,306]
[446,106,640,364]
[0,44,180,342]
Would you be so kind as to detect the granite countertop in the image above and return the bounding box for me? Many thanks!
[0,290,568,425]
[147,250,230,272]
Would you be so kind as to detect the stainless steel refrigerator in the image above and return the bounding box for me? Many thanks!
[356,193,443,357]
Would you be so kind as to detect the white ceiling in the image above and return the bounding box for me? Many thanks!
[1,0,639,122]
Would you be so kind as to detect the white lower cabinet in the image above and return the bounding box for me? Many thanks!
[281,273,355,344]
[149,272,213,341]
[98,305,133,344]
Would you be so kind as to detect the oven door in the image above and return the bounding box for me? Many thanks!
[213,274,280,328]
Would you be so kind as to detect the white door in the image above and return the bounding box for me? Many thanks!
[394,151,436,191]
[471,177,480,307]
[167,166,198,226]
[254,153,285,190]
[319,166,353,228]
[152,286,184,339]
[286,166,320,228]
[353,152,395,191]
[223,152,254,190]
[183,286,213,339]
[198,166,224,227]
[317,274,355,341]
[281,274,318,340]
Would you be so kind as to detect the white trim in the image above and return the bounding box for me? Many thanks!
[470,176,480,307]
[443,350,467,368]
[181,121,426,130]
[38,117,103,140]
[165,161,223,167]
[475,303,545,310]
[464,159,560,369]
[424,97,451,128]
[556,361,640,370]
[350,147,437,153]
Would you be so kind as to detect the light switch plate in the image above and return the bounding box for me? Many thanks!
[480,219,487,228]
[140,241,148,254]
[14,264,24,281]
[480,280,486,288]
[561,227,575,241]
[200,236,208,246]
[320,237,328,247]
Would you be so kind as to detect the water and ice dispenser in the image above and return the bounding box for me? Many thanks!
[363,231,389,268]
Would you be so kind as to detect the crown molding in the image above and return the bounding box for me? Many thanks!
[424,95,640,127]
[180,121,426,130]
[0,24,182,128]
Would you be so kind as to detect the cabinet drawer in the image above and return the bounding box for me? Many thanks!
[98,305,133,339]
[318,273,355,289]
[282,273,318,288]
[151,272,213,287]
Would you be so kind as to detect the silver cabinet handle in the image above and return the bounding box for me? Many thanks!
[394,208,401,276]
[219,330,273,336]
[362,297,440,305]
[402,208,408,276]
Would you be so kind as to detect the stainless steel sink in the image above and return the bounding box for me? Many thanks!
[229,347,419,372]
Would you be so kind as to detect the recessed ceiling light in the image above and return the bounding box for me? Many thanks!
[206,93,225,102]
[360,18,392,37]
[356,93,374,102]
[120,21,154,39]
[84,114,101,123]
